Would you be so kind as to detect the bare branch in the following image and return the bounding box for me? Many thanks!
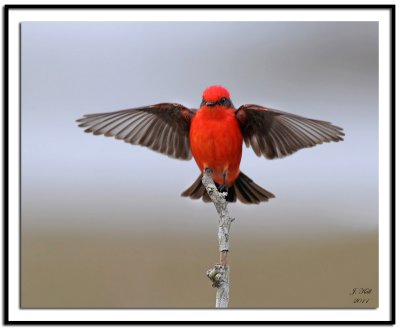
[202,168,235,308]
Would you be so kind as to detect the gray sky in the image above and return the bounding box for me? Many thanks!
[21,21,378,237]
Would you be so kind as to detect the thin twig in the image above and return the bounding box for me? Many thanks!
[202,168,235,308]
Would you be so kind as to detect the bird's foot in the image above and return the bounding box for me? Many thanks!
[218,184,228,193]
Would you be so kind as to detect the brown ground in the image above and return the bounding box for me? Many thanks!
[21,230,378,308]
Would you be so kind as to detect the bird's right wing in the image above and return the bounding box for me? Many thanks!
[77,103,195,160]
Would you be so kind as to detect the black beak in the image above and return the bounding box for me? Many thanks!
[206,101,216,106]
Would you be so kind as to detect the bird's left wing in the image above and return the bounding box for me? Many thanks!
[235,104,344,159]
[77,103,195,160]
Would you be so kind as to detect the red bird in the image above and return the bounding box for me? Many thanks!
[77,85,344,204]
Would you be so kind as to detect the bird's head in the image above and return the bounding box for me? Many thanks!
[201,85,233,108]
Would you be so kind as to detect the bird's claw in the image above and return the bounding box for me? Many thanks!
[218,184,228,193]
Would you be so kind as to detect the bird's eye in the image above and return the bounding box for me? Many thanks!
[220,97,227,104]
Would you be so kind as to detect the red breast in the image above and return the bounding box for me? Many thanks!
[190,104,243,187]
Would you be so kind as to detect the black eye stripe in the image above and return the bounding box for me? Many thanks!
[200,97,232,107]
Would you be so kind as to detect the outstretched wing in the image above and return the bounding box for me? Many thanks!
[77,103,195,160]
[235,104,344,159]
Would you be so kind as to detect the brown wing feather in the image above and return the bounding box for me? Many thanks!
[236,104,344,159]
[76,103,195,160]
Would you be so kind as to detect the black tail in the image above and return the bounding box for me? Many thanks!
[181,172,275,204]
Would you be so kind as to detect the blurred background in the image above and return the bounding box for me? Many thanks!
[21,21,378,308]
